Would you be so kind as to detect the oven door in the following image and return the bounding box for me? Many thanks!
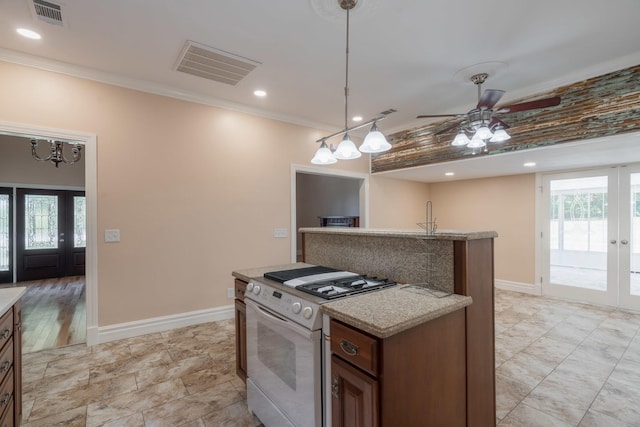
[245,299,322,427]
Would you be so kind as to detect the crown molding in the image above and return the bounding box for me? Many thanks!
[0,47,336,133]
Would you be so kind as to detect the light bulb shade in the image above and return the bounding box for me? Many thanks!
[475,125,493,140]
[311,141,337,164]
[451,130,471,146]
[490,128,511,142]
[359,122,392,153]
[467,133,487,148]
[333,134,362,159]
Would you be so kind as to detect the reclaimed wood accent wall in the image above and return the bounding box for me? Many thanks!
[371,64,640,173]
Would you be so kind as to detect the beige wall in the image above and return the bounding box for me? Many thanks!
[0,134,85,186]
[428,174,536,285]
[0,61,429,327]
[369,176,431,228]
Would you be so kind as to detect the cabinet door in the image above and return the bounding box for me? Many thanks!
[331,355,378,427]
[13,301,22,425]
[234,299,247,381]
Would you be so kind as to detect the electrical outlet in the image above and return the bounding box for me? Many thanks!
[274,228,288,238]
[227,288,234,299]
[104,229,120,243]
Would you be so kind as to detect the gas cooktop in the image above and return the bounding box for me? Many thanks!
[263,266,396,300]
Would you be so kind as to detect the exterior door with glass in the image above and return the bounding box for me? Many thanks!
[16,189,86,282]
[0,188,12,283]
[542,166,640,310]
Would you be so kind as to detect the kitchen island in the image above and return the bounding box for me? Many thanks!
[233,226,497,426]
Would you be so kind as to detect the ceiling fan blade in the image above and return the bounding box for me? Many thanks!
[496,96,561,114]
[477,89,505,110]
[489,117,510,130]
[416,114,465,119]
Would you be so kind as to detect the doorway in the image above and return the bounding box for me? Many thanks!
[291,165,369,262]
[541,165,640,310]
[0,122,97,348]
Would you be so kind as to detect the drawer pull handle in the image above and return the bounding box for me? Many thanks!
[340,339,359,356]
[331,375,339,400]
[0,392,10,406]
[0,361,9,372]
[0,330,9,340]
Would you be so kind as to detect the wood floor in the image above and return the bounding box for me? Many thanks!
[14,276,86,353]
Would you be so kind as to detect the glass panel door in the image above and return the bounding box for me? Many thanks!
[542,169,618,306]
[618,166,640,310]
[25,194,59,250]
[0,189,11,283]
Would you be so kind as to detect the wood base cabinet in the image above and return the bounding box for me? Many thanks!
[330,309,467,427]
[234,279,248,382]
[0,300,22,426]
[331,355,378,427]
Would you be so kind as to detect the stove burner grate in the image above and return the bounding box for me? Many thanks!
[296,275,396,300]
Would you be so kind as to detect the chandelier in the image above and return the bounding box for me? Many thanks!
[31,138,83,168]
[311,0,394,165]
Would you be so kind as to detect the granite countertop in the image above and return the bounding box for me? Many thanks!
[298,227,498,241]
[0,287,26,316]
[321,285,472,338]
[232,262,313,282]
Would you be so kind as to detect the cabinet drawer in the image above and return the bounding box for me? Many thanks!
[330,319,379,376]
[0,395,12,427]
[235,279,248,302]
[0,340,12,386]
[0,367,12,424]
[0,311,12,353]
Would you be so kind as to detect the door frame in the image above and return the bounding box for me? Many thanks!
[290,164,370,263]
[0,120,98,345]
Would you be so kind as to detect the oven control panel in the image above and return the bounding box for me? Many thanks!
[245,280,321,330]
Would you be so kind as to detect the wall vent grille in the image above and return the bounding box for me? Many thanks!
[31,0,64,25]
[175,41,260,86]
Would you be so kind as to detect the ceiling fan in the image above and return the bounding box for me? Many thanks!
[416,73,561,149]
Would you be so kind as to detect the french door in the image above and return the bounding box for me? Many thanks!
[0,188,12,283]
[16,189,86,282]
[541,166,640,310]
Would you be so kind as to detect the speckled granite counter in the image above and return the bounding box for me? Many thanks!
[0,287,26,316]
[232,262,312,283]
[322,285,472,338]
[298,227,498,241]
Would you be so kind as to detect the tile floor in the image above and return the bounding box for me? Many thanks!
[20,289,640,426]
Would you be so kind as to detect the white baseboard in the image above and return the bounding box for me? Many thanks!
[86,305,235,346]
[495,279,542,296]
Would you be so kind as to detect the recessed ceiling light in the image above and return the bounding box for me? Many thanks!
[445,172,455,176]
[352,116,363,122]
[524,162,536,167]
[253,90,266,97]
[17,28,41,40]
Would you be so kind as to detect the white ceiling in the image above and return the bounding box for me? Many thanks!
[1,0,640,182]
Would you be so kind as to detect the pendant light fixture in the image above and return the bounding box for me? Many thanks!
[311,0,394,165]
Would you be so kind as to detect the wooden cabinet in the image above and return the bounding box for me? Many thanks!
[330,310,467,427]
[0,301,21,426]
[331,355,378,427]
[234,279,248,382]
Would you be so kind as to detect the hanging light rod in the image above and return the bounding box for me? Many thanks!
[311,0,394,165]
[315,110,395,143]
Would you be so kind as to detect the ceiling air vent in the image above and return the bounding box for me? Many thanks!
[175,41,260,86]
[30,0,64,26]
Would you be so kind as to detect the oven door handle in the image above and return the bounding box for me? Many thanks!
[245,299,316,340]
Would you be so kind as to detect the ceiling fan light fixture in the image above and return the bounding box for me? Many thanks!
[474,125,493,140]
[359,122,391,153]
[311,140,337,164]
[451,130,471,146]
[490,127,511,142]
[334,133,362,159]
[467,133,487,148]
